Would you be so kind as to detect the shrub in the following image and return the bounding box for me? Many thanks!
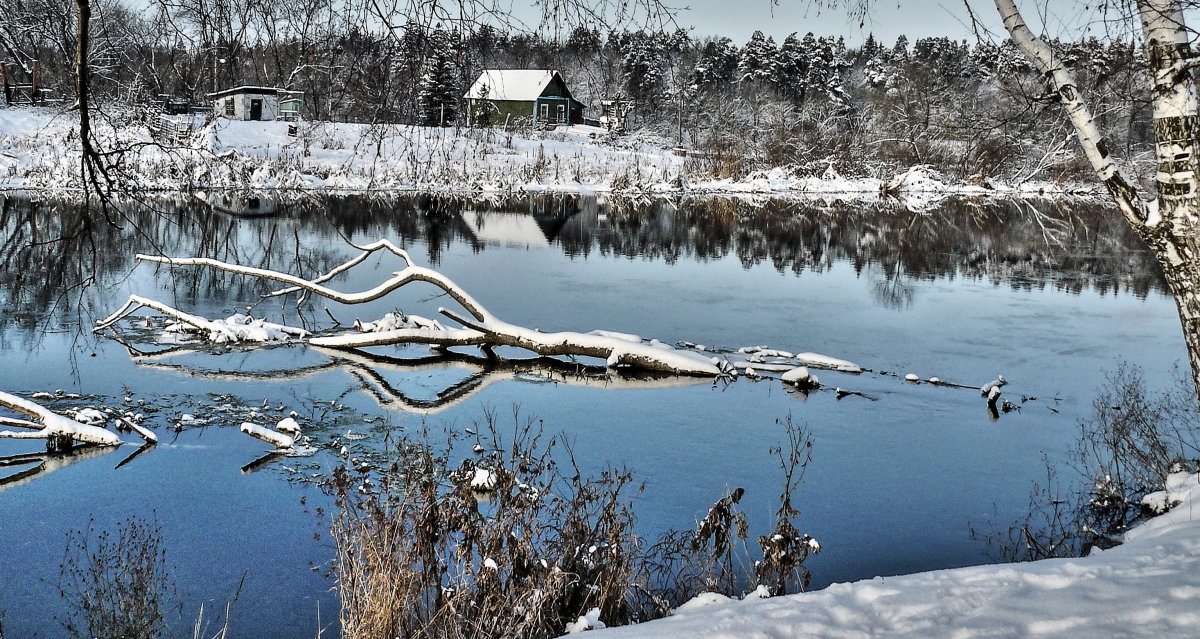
[330,410,819,639]
[57,516,175,639]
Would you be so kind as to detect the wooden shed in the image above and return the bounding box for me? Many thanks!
[464,70,585,127]
[207,86,285,121]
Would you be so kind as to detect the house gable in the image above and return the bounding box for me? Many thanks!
[465,69,585,126]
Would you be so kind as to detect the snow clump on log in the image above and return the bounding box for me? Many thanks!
[781,367,819,389]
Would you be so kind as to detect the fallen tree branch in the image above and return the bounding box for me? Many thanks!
[127,248,726,376]
[95,295,307,343]
[136,253,493,323]
[263,239,415,299]
[0,391,122,447]
[240,422,295,449]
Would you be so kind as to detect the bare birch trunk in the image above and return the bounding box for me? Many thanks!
[996,0,1200,393]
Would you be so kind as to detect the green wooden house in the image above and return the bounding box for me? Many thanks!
[464,69,584,127]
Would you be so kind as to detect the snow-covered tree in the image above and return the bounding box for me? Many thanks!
[775,32,811,103]
[417,27,462,126]
[621,34,664,113]
[738,30,777,85]
[691,36,739,93]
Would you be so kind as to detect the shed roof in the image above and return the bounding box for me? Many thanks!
[464,70,564,101]
[206,86,283,99]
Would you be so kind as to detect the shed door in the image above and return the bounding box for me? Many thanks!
[250,99,263,121]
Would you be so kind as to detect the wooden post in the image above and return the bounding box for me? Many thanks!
[31,59,38,104]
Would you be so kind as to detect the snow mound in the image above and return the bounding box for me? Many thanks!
[591,473,1200,639]
[566,608,607,634]
[781,367,819,389]
[355,311,444,332]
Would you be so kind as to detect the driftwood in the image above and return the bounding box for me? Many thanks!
[0,391,122,447]
[95,295,307,343]
[95,240,1034,417]
[117,240,725,376]
[240,422,295,449]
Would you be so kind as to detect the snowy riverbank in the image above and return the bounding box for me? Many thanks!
[588,472,1200,638]
[0,107,1101,198]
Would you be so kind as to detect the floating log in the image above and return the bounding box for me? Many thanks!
[240,422,295,449]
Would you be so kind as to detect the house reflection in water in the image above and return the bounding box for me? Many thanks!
[462,195,584,248]
[205,193,279,217]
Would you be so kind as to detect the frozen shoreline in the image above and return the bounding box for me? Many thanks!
[591,472,1200,638]
[0,107,1103,200]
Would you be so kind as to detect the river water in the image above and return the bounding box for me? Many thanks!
[0,192,1182,637]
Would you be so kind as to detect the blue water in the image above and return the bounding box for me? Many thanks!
[0,193,1182,637]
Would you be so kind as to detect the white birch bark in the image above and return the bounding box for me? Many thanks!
[993,0,1152,227]
[997,0,1200,392]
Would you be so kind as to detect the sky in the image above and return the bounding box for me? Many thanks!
[675,1,983,44]
[630,0,1142,47]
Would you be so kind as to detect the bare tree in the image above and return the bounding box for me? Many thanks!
[817,0,1200,393]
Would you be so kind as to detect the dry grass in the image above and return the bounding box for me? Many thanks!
[330,410,819,638]
[330,408,642,639]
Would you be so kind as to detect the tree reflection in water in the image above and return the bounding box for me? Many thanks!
[0,192,1164,340]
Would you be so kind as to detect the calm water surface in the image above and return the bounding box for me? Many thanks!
[0,193,1182,637]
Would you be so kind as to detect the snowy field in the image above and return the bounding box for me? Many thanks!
[592,473,1200,638]
[0,107,1098,197]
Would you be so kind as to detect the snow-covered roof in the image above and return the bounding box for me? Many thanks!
[464,70,563,102]
[207,86,283,99]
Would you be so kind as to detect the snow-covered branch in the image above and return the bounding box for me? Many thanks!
[126,248,725,376]
[0,391,122,447]
[263,239,415,299]
[136,253,494,323]
[95,295,308,343]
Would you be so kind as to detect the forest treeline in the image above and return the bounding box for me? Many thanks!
[0,0,1151,182]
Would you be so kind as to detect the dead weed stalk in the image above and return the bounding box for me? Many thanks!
[330,410,819,638]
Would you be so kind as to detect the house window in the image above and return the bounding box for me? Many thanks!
[539,103,548,121]
[224,98,234,116]
[557,104,566,123]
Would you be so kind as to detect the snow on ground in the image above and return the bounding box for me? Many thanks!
[594,472,1200,639]
[0,107,1101,197]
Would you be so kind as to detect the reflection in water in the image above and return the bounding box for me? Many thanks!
[0,191,1182,637]
[0,192,1162,338]
[114,338,712,416]
[0,444,123,491]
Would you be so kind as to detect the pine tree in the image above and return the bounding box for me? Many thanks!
[690,37,739,92]
[775,32,810,104]
[417,27,462,126]
[622,35,664,113]
[862,33,881,59]
[738,30,777,84]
